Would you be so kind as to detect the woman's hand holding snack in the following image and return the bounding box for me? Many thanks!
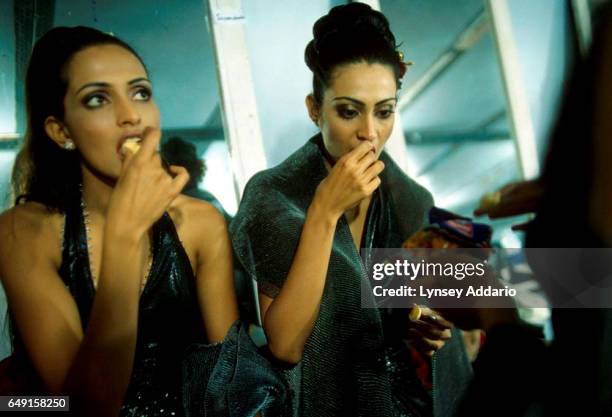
[107,127,189,239]
[314,141,384,220]
[408,305,453,357]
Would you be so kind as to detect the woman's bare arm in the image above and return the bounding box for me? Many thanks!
[0,205,146,417]
[259,201,338,364]
[192,203,239,343]
[259,141,383,364]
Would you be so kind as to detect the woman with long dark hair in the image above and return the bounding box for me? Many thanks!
[0,27,239,416]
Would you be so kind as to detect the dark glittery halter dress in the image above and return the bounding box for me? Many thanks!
[59,190,206,416]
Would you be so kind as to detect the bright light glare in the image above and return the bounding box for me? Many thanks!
[200,141,238,215]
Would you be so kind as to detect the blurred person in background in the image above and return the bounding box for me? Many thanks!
[161,136,231,222]
[458,3,612,415]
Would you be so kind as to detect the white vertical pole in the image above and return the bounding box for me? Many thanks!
[207,0,268,197]
[354,0,412,175]
[487,0,540,180]
[207,0,267,327]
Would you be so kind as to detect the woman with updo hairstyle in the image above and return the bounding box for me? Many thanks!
[0,26,286,417]
[232,4,472,417]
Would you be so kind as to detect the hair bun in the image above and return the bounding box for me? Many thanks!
[305,4,404,103]
[311,3,397,57]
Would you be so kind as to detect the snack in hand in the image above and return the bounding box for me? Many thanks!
[409,305,422,321]
[121,138,141,155]
[476,191,502,213]
[474,180,544,219]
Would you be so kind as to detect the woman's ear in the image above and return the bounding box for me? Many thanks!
[44,116,75,150]
[305,94,320,127]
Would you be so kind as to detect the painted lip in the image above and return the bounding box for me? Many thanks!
[117,132,144,154]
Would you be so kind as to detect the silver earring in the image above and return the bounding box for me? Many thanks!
[63,141,75,151]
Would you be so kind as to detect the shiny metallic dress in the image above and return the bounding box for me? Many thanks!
[59,192,206,416]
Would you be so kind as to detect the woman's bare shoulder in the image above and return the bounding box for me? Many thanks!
[169,194,227,231]
[0,202,64,260]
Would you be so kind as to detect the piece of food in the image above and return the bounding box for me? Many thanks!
[409,305,422,321]
[477,191,502,212]
[121,138,141,155]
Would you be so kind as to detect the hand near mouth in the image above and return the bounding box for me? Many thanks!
[314,141,384,221]
[121,128,174,176]
[108,127,190,238]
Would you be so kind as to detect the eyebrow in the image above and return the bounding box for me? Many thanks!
[332,96,397,106]
[75,77,151,95]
